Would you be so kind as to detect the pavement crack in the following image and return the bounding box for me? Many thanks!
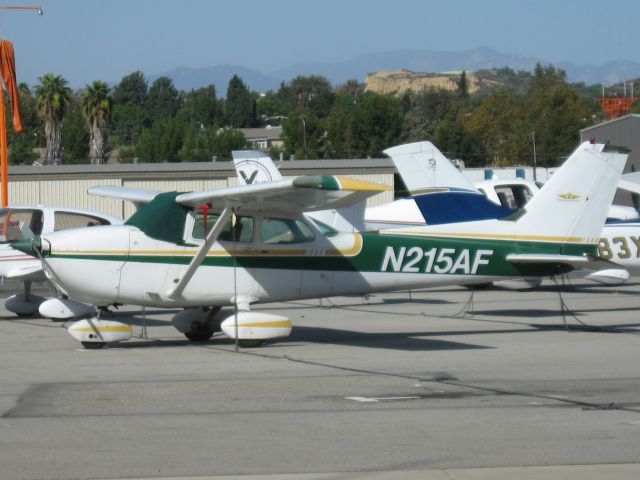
[202,345,640,414]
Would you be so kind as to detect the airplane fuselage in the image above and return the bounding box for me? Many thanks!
[35,221,587,309]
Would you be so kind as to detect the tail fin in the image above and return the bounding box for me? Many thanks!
[232,150,282,185]
[383,141,477,194]
[514,142,627,242]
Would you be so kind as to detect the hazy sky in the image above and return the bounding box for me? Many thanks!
[1,0,638,87]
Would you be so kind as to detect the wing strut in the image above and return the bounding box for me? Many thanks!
[166,206,232,299]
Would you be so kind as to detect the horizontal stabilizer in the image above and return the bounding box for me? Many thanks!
[88,186,164,209]
[618,178,640,196]
[506,253,589,266]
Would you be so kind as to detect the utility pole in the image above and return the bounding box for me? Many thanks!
[531,130,537,183]
[0,5,43,207]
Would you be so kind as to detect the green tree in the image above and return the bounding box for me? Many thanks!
[34,73,71,164]
[402,89,458,141]
[82,80,112,164]
[177,125,216,162]
[210,128,248,161]
[61,96,89,164]
[178,85,217,129]
[457,71,469,98]
[336,79,364,102]
[466,89,529,165]
[351,93,403,158]
[433,116,486,167]
[288,75,335,118]
[112,71,148,106]
[282,106,323,159]
[146,76,181,121]
[256,91,287,123]
[7,83,41,165]
[323,100,354,159]
[110,71,148,148]
[225,75,256,128]
[135,117,185,162]
[526,64,590,166]
[110,103,146,146]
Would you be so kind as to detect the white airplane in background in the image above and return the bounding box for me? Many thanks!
[0,206,122,315]
[475,179,639,221]
[13,141,626,349]
[385,142,640,285]
[234,149,512,232]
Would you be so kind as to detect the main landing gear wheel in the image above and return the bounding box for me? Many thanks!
[81,341,106,349]
[184,323,214,342]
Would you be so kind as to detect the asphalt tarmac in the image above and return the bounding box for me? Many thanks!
[1,276,640,480]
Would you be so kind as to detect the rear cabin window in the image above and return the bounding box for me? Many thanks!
[494,185,534,210]
[54,212,111,231]
[192,212,254,243]
[0,208,43,242]
[261,217,315,244]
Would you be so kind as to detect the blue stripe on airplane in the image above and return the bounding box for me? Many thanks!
[413,191,514,225]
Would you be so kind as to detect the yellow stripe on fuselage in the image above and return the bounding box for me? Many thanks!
[51,234,364,258]
[379,230,590,243]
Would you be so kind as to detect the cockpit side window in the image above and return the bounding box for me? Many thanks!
[192,212,254,243]
[512,185,533,208]
[261,217,315,244]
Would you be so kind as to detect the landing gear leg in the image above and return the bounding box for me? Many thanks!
[16,281,34,317]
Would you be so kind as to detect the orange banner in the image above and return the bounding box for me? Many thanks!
[0,39,23,207]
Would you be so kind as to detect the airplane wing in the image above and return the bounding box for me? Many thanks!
[88,186,164,209]
[175,175,391,213]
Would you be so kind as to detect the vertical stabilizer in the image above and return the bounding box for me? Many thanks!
[514,142,626,243]
[383,141,477,194]
[232,150,282,185]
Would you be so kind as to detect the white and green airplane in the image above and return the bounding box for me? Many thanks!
[14,141,627,348]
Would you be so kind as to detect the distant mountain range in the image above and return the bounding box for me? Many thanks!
[148,47,640,95]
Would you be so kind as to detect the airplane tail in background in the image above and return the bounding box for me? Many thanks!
[383,141,477,194]
[514,142,627,244]
[232,150,283,185]
[232,150,367,232]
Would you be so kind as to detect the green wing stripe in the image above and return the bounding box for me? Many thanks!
[292,176,340,191]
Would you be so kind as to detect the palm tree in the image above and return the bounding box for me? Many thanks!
[82,81,112,164]
[34,73,71,165]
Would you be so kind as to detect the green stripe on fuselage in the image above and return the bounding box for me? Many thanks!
[49,232,594,278]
